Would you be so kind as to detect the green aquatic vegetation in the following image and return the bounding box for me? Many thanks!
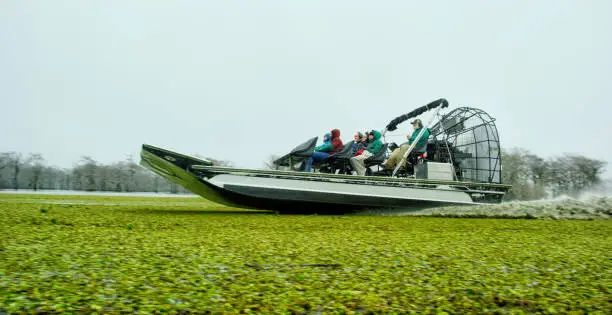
[1,194,611,313]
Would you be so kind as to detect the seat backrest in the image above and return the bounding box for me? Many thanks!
[274,137,318,166]
[329,141,354,160]
[425,140,438,160]
[365,143,389,165]
[290,137,318,157]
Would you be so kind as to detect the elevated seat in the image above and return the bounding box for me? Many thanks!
[426,141,437,158]
[317,141,354,174]
[407,145,429,166]
[388,141,434,177]
[273,137,318,170]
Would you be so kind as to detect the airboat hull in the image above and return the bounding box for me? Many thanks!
[140,144,508,212]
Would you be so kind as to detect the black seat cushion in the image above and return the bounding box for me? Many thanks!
[365,143,389,166]
[314,141,354,173]
[328,141,354,161]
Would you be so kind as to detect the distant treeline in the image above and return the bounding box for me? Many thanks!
[0,153,192,194]
[0,150,608,200]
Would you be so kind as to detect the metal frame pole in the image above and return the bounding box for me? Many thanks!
[391,106,444,177]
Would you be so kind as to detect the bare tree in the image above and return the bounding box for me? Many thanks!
[125,155,138,192]
[0,153,8,170]
[73,156,98,191]
[503,148,608,200]
[152,175,160,193]
[0,152,9,188]
[42,166,64,190]
[1,152,25,190]
[26,153,46,191]
[524,153,547,186]
[545,154,607,197]
[502,149,544,200]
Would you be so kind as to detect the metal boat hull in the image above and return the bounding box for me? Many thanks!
[140,144,508,212]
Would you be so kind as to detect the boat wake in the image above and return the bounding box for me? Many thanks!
[357,195,612,219]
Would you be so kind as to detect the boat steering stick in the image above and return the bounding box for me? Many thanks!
[391,106,444,177]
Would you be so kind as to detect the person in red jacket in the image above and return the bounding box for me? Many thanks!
[330,129,344,154]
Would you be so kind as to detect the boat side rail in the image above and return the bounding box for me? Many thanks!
[189,165,511,192]
[142,144,213,170]
[190,166,506,204]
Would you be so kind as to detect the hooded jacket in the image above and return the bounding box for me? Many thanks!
[365,130,383,154]
[315,133,332,152]
[330,129,344,154]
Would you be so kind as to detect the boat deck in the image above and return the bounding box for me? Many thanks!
[191,165,511,192]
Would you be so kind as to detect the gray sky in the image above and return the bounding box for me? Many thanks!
[1,1,611,176]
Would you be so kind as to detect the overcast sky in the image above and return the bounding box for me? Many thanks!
[1,1,611,176]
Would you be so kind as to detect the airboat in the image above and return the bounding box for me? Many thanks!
[140,99,510,212]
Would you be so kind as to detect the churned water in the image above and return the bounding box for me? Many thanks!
[360,195,612,219]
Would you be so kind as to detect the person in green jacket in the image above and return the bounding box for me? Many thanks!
[350,130,383,176]
[382,119,430,170]
[315,133,332,152]
[300,133,331,172]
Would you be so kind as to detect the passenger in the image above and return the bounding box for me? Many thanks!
[301,133,330,172]
[301,129,343,172]
[330,129,344,154]
[362,131,370,144]
[316,132,332,152]
[354,132,368,156]
[350,130,383,176]
[360,131,370,150]
[351,132,365,155]
[382,119,430,170]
